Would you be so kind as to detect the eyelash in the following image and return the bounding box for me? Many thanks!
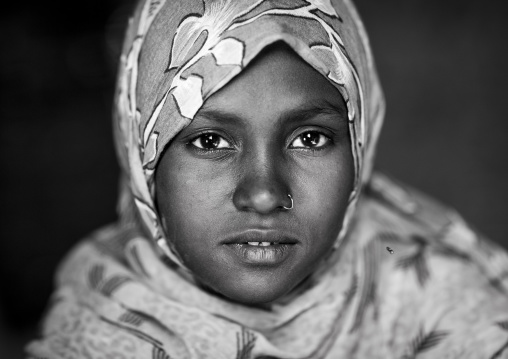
[188,130,332,153]
[289,131,332,151]
[188,132,234,154]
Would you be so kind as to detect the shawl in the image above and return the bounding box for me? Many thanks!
[27,0,508,358]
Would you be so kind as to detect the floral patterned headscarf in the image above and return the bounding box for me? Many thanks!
[114,0,385,267]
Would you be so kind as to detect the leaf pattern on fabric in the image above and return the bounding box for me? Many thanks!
[396,236,430,287]
[88,264,105,290]
[101,275,132,297]
[88,264,131,297]
[403,328,449,358]
[236,327,256,359]
[127,243,151,277]
[119,310,145,327]
[152,346,172,359]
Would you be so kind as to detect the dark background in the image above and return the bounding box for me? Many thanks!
[1,0,507,356]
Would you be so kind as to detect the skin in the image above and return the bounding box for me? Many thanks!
[155,43,354,305]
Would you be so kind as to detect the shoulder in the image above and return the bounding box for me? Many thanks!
[361,172,508,292]
[359,172,508,300]
[355,173,508,357]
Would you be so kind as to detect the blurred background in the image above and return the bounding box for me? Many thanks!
[1,0,507,356]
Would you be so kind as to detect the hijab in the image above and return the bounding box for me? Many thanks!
[112,0,384,268]
[26,0,508,358]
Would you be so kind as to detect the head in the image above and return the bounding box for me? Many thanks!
[155,43,354,304]
[114,0,385,305]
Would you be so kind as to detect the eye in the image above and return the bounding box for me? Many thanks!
[290,131,330,149]
[190,132,232,150]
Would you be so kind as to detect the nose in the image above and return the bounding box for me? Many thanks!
[233,170,291,214]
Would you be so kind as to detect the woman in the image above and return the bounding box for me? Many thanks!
[26,0,508,358]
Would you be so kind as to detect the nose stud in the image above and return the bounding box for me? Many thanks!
[282,194,293,210]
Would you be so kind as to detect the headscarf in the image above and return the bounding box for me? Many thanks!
[26,0,508,358]
[113,0,385,267]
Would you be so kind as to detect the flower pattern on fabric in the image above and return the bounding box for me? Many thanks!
[167,0,265,71]
[171,75,204,119]
[142,0,267,167]
[211,38,244,66]
[142,0,362,174]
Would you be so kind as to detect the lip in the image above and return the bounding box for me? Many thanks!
[222,229,299,266]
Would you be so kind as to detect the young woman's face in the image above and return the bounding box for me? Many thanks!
[155,44,354,304]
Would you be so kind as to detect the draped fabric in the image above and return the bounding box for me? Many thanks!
[26,0,508,358]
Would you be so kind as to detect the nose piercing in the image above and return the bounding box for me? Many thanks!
[282,194,293,210]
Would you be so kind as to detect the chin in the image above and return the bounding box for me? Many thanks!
[214,271,298,305]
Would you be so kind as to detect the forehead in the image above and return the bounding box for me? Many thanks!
[201,42,345,114]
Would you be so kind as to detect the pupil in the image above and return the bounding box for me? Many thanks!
[200,134,220,149]
[301,132,319,147]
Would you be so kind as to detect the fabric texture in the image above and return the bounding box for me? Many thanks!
[26,0,508,358]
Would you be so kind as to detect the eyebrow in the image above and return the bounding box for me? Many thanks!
[287,99,348,123]
[196,98,348,127]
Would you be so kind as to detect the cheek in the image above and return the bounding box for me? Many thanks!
[297,151,354,249]
[155,152,234,260]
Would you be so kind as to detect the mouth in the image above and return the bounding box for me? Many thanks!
[222,230,299,265]
[244,241,282,247]
[222,229,299,245]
